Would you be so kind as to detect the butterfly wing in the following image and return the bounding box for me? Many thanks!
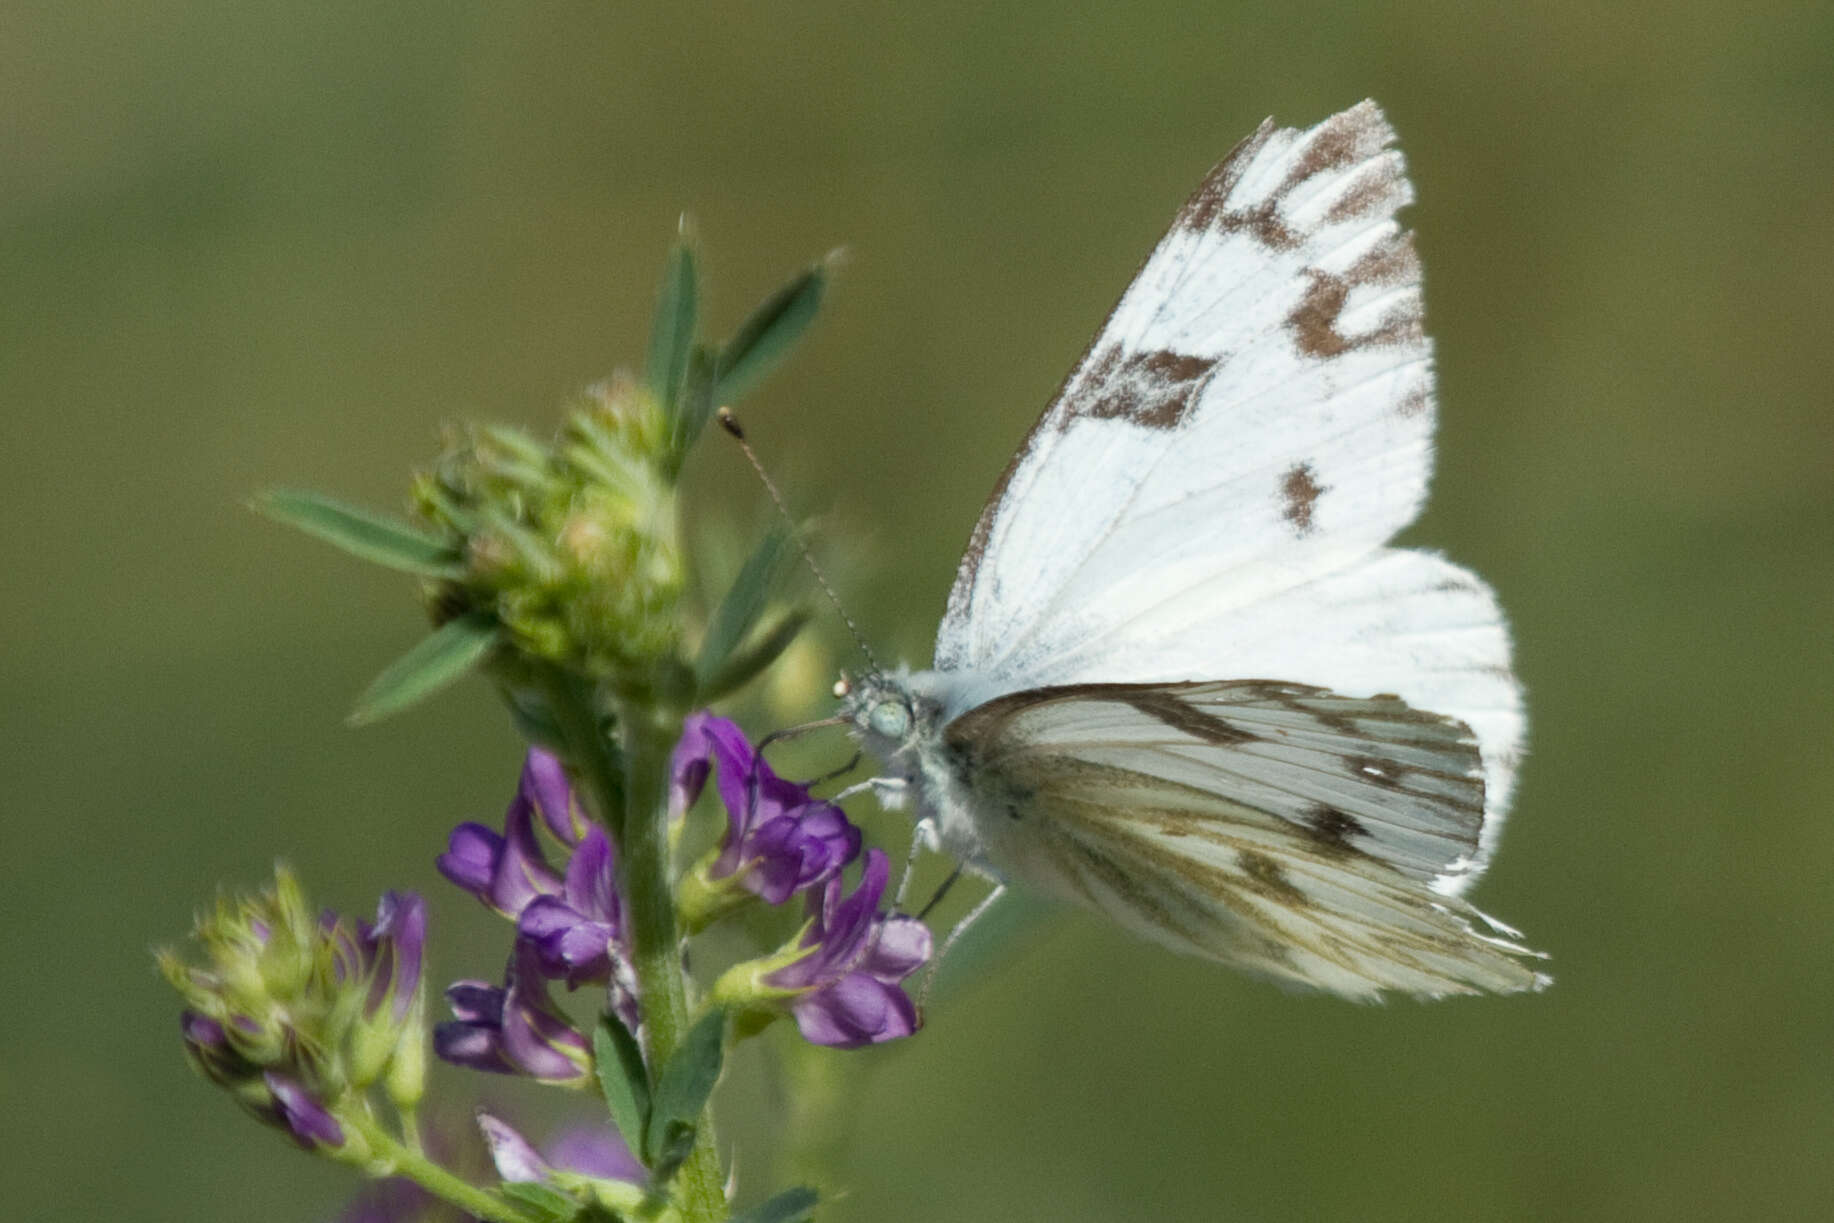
[944,682,1545,998]
[930,101,1523,889]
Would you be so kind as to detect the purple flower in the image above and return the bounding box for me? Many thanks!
[333,1111,638,1222]
[434,941,592,1084]
[437,766,565,919]
[764,849,932,1048]
[329,891,427,1026]
[476,1112,645,1186]
[672,711,861,904]
[438,748,633,996]
[264,1073,346,1151]
[543,1123,646,1185]
[519,747,592,848]
[180,1011,261,1089]
[517,827,621,987]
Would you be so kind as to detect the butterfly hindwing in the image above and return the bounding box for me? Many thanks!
[943,681,1544,998]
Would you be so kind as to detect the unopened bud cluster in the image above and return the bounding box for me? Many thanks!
[158,868,426,1153]
[413,374,684,688]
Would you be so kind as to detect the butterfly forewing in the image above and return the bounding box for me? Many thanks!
[943,682,1544,998]
[938,101,1437,687]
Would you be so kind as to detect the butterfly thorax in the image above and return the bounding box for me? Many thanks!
[839,668,998,869]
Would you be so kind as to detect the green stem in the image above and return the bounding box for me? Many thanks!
[343,1110,529,1223]
[545,672,627,843]
[548,676,727,1221]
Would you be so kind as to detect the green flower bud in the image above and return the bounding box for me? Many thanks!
[159,870,430,1150]
[412,374,686,695]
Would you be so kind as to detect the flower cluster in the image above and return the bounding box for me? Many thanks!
[168,245,912,1223]
[429,715,933,1088]
[673,711,861,916]
[435,748,633,1081]
[159,870,427,1152]
[674,713,933,1048]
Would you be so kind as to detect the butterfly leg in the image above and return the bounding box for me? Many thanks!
[892,816,936,910]
[919,882,1007,1010]
[829,776,909,807]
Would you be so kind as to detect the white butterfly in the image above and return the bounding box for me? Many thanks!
[841,101,1545,999]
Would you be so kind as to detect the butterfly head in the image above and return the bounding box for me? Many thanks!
[834,668,938,762]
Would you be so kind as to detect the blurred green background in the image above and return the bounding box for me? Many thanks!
[7,2,1833,1220]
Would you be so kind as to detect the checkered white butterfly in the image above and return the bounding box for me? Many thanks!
[841,101,1546,998]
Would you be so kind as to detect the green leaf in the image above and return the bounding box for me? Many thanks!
[646,236,699,415]
[696,609,809,702]
[251,488,463,578]
[348,611,499,725]
[667,344,720,463]
[729,1186,820,1223]
[695,527,793,692]
[498,682,569,756]
[715,262,827,404]
[644,1008,727,1185]
[594,1015,651,1164]
[500,1181,583,1222]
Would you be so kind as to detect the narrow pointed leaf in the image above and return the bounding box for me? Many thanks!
[644,1008,727,1185]
[647,239,699,415]
[697,609,809,702]
[695,528,792,691]
[349,612,499,726]
[667,345,720,463]
[594,1016,651,1164]
[714,264,826,404]
[252,488,463,577]
[730,1187,820,1223]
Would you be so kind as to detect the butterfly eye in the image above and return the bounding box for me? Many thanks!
[868,701,912,740]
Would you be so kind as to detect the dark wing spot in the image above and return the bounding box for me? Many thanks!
[1182,104,1395,251]
[1304,804,1369,857]
[946,683,1263,758]
[1238,851,1309,907]
[1220,202,1299,251]
[1118,689,1259,745]
[1287,231,1424,359]
[1397,384,1430,418]
[1066,345,1215,431]
[1281,109,1367,190]
[1176,119,1277,231]
[1325,157,1405,224]
[1347,756,1403,789]
[1280,463,1325,533]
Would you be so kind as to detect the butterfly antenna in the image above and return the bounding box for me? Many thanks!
[718,406,881,672]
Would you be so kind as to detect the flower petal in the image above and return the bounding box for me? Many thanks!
[477,1110,555,1183]
[436,822,503,898]
[264,1073,345,1149]
[489,795,564,917]
[521,748,588,847]
[864,914,933,983]
[545,1124,647,1184]
[790,972,919,1048]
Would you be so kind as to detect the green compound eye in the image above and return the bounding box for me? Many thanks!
[868,701,912,740]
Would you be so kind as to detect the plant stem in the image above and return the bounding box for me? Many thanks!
[548,676,727,1221]
[344,1111,529,1223]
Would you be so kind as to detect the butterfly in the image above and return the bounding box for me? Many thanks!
[840,100,1546,999]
